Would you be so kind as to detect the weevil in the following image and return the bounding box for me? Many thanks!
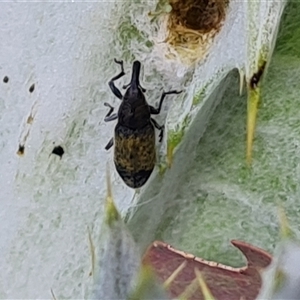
[104,59,182,189]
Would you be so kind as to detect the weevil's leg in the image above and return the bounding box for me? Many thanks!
[151,118,164,142]
[105,114,118,122]
[104,102,114,116]
[104,102,118,122]
[109,59,126,100]
[105,138,114,150]
[150,90,183,115]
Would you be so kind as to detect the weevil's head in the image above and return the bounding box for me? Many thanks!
[120,61,151,128]
[123,60,147,106]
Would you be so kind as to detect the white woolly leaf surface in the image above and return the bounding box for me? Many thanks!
[0,2,134,298]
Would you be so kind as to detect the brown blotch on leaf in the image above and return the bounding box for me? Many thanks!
[29,83,35,93]
[52,145,64,159]
[170,0,227,32]
[142,239,272,300]
[17,145,25,156]
[27,115,34,124]
[250,61,267,89]
[3,76,9,83]
[166,0,229,63]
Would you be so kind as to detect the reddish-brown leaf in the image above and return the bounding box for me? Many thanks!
[142,240,272,300]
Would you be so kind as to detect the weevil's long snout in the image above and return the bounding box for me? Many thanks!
[130,60,141,89]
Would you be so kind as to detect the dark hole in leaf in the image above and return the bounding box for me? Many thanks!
[52,146,64,158]
[250,61,267,89]
[29,84,35,93]
[17,145,25,156]
[3,76,9,83]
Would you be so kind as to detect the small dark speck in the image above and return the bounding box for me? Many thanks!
[3,76,9,83]
[17,145,25,156]
[29,83,35,93]
[52,145,64,159]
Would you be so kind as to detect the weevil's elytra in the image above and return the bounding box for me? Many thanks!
[114,124,156,188]
[104,59,182,189]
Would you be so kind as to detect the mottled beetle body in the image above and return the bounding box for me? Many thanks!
[104,59,182,188]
